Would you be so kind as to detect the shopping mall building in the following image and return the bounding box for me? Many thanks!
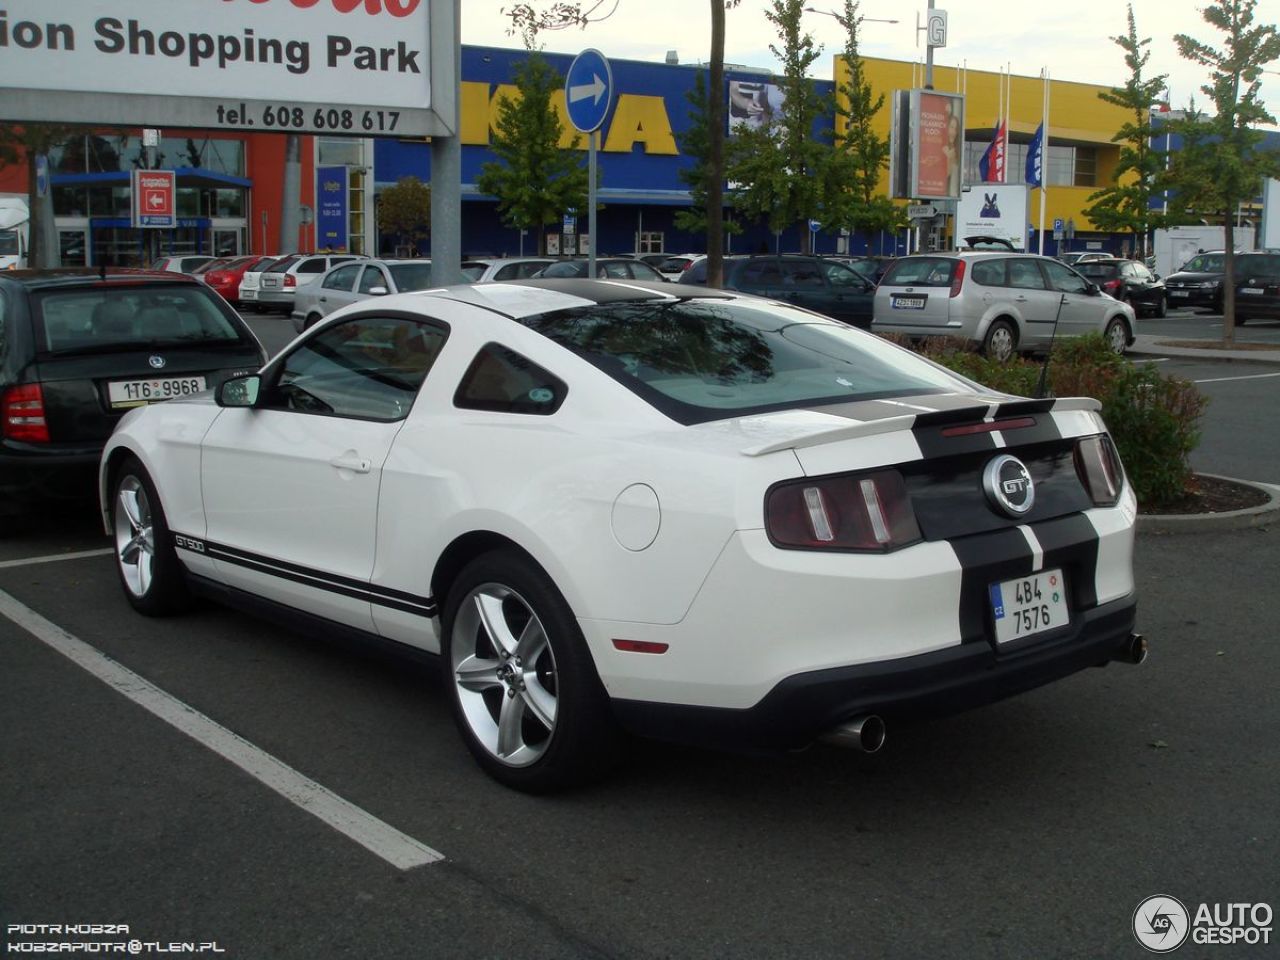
[1,43,1270,265]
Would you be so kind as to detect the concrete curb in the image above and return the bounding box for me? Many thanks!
[1128,335,1280,366]
[1137,475,1280,535]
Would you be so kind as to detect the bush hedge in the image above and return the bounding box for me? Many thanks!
[884,334,1208,509]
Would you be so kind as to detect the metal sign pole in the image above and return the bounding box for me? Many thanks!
[588,132,597,276]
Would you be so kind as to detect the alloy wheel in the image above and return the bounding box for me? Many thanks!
[451,583,559,767]
[114,476,155,598]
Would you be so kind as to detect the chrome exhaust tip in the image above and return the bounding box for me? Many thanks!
[820,714,886,753]
[1120,633,1148,665]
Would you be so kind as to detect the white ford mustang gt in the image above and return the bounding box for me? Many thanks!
[99,279,1143,791]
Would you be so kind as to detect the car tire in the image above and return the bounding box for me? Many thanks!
[1154,295,1167,318]
[111,457,192,617]
[981,319,1017,362]
[304,313,322,330]
[1104,317,1130,355]
[1236,315,1248,326]
[442,550,621,793]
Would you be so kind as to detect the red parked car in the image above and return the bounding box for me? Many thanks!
[202,255,279,306]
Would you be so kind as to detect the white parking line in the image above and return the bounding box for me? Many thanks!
[0,548,114,570]
[1194,372,1280,384]
[0,588,445,871]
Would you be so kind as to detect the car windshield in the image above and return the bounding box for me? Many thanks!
[1180,254,1223,272]
[388,263,437,290]
[33,285,249,354]
[265,256,302,274]
[880,257,958,287]
[0,230,18,255]
[520,298,966,425]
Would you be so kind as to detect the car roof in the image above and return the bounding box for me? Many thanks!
[416,277,737,320]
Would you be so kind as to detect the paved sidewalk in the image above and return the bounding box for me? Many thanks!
[1129,333,1280,364]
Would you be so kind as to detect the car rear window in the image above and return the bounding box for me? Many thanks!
[1077,263,1120,280]
[1239,255,1280,277]
[520,298,965,425]
[32,285,249,354]
[880,257,957,287]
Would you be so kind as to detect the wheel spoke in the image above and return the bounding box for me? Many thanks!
[118,484,146,532]
[473,591,520,658]
[495,690,528,759]
[514,615,548,665]
[520,679,556,732]
[135,545,152,595]
[455,654,503,693]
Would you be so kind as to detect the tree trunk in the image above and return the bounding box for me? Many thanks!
[706,0,725,288]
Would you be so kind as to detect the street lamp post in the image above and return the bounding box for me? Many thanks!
[803,6,899,27]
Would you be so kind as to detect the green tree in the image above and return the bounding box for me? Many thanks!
[1082,4,1174,258]
[725,0,832,252]
[476,52,588,256]
[378,175,431,255]
[827,1,907,246]
[1172,0,1280,345]
[675,71,742,240]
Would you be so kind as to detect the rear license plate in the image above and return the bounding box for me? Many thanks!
[1170,290,1189,297]
[989,569,1068,644]
[892,295,926,309]
[1241,287,1263,295]
[240,289,257,299]
[108,375,206,408]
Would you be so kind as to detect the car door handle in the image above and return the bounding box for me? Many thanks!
[319,296,327,302]
[1013,296,1030,303]
[329,452,371,474]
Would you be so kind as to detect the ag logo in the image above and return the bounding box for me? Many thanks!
[149,355,167,370]
[982,454,1035,518]
[1133,895,1190,953]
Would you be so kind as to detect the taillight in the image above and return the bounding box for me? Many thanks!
[1074,435,1124,506]
[766,470,921,551]
[284,274,297,288]
[1102,279,1123,294]
[949,259,966,298]
[2,383,50,443]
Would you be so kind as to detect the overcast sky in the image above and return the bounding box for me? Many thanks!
[460,1,1278,120]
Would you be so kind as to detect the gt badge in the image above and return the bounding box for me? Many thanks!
[983,454,1035,517]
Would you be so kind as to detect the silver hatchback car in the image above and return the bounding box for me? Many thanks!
[871,252,1134,360]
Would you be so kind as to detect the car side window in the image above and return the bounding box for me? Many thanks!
[358,267,388,294]
[322,264,361,291]
[781,260,823,287]
[1007,259,1047,290]
[454,343,567,415]
[1042,260,1089,295]
[740,260,781,287]
[297,259,327,275]
[970,260,1006,287]
[822,262,866,288]
[264,316,447,421]
[629,262,663,281]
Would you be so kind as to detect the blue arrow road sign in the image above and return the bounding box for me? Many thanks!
[565,49,613,134]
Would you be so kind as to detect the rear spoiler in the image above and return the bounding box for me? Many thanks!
[741,396,1102,457]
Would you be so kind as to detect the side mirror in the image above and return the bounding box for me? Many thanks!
[369,285,389,296]
[216,374,262,408]
[1085,282,1101,296]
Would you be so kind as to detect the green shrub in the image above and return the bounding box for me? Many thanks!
[882,333,1208,509]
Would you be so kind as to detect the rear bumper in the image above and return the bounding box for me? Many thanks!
[1165,288,1219,307]
[611,594,1139,751]
[0,443,102,512]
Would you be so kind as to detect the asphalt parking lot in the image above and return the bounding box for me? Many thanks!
[2,306,1277,960]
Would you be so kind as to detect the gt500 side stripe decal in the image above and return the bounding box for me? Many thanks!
[171,534,437,618]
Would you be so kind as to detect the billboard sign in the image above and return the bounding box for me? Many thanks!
[889,89,964,202]
[1263,179,1280,251]
[0,0,457,137]
[130,170,177,229]
[315,166,348,252]
[956,184,1029,250]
